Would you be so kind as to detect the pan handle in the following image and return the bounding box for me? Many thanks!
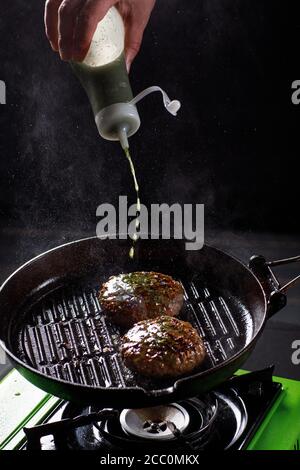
[249,254,300,317]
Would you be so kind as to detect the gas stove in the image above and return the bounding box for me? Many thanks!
[1,366,300,451]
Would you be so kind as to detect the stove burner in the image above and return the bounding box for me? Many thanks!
[98,391,246,451]
[23,368,282,451]
[24,391,244,450]
[143,421,167,433]
[119,404,190,441]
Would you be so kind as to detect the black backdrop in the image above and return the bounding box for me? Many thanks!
[0,0,299,238]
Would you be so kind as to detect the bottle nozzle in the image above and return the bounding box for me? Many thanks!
[118,126,129,150]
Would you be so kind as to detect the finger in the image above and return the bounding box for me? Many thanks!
[44,0,64,51]
[124,24,144,72]
[73,0,117,62]
[123,0,156,71]
[58,0,84,60]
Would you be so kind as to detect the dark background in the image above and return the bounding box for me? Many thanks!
[0,0,299,234]
[0,0,299,379]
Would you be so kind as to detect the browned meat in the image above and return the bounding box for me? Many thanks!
[120,316,206,378]
[98,272,184,328]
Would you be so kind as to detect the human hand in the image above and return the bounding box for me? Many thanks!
[44,0,156,70]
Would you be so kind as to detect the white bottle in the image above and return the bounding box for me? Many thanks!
[71,7,180,149]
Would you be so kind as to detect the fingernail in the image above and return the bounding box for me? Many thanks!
[59,50,70,61]
[126,60,131,73]
[50,42,58,52]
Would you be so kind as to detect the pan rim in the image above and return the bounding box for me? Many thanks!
[0,235,268,397]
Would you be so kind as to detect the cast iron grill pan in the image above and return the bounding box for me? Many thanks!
[2,237,285,407]
[15,277,252,392]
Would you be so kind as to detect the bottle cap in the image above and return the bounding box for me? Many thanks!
[95,87,181,148]
[95,102,140,145]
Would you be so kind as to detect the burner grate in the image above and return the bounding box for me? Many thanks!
[16,277,253,390]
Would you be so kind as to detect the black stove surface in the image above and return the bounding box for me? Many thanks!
[23,367,282,451]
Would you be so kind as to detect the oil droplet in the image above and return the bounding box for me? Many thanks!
[124,148,139,193]
[124,147,140,259]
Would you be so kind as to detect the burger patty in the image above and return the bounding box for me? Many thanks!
[98,272,184,328]
[120,316,206,378]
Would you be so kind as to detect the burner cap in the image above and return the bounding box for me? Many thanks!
[120,404,190,441]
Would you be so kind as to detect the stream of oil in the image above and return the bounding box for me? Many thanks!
[124,147,140,258]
